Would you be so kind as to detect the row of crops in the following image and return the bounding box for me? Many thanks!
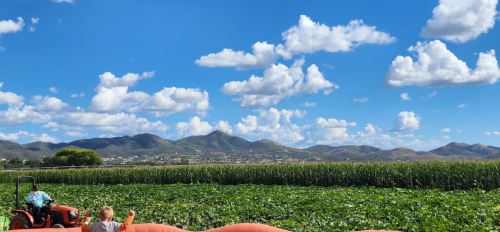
[2,183,500,231]
[2,161,500,190]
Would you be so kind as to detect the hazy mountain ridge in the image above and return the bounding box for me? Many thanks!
[1,130,500,162]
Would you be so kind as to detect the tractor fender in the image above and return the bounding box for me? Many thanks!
[10,210,34,224]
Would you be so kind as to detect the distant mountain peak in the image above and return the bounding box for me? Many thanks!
[207,130,230,137]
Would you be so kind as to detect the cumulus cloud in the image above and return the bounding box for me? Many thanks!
[129,87,209,117]
[0,106,51,126]
[89,71,209,117]
[392,111,421,132]
[484,131,500,135]
[275,15,396,59]
[354,97,369,103]
[195,42,279,70]
[232,108,306,145]
[385,40,500,87]
[0,131,56,142]
[457,103,467,108]
[196,15,395,70]
[88,72,153,112]
[30,96,70,112]
[32,97,68,112]
[49,87,58,93]
[214,121,233,134]
[43,122,84,132]
[0,17,24,35]
[0,82,25,110]
[59,112,169,134]
[221,58,336,108]
[400,93,411,100]
[304,117,357,144]
[421,0,500,43]
[441,128,451,132]
[175,116,214,138]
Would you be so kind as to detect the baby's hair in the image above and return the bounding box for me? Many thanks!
[99,206,114,219]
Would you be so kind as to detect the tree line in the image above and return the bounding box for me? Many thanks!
[0,148,102,169]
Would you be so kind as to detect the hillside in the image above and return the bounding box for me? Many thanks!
[2,132,500,162]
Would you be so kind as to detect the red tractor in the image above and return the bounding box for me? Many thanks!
[9,176,89,230]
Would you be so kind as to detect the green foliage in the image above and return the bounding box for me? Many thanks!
[180,157,189,165]
[1,161,500,190]
[51,148,103,166]
[8,158,24,168]
[2,183,500,231]
[24,159,42,168]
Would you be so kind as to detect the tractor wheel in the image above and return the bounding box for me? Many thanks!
[51,224,64,228]
[9,214,31,230]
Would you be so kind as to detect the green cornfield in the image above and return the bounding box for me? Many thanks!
[2,161,500,190]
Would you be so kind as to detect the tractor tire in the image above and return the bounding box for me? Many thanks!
[9,214,31,230]
[51,224,64,228]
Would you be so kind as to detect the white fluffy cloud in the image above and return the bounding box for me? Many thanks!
[232,108,306,145]
[457,103,467,108]
[421,0,500,43]
[49,87,58,93]
[0,82,25,110]
[175,116,214,138]
[484,131,500,135]
[195,42,279,70]
[59,112,169,134]
[441,128,451,132]
[392,111,421,132]
[196,15,395,69]
[385,40,500,87]
[221,58,336,108]
[354,98,369,103]
[400,93,411,100]
[88,72,153,112]
[31,96,70,112]
[0,106,51,126]
[129,87,209,117]
[214,121,233,134]
[89,71,209,117]
[275,15,396,59]
[304,117,357,144]
[43,122,84,132]
[0,131,57,142]
[0,17,24,35]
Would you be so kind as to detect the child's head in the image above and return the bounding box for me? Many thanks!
[98,206,114,221]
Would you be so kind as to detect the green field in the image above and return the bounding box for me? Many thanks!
[2,161,500,190]
[2,183,500,231]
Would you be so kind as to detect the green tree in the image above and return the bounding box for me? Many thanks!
[42,156,55,167]
[180,157,189,165]
[8,157,25,168]
[25,159,42,168]
[51,148,103,166]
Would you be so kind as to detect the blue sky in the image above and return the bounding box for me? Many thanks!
[0,0,499,150]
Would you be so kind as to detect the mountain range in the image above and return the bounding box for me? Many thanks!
[1,130,500,162]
